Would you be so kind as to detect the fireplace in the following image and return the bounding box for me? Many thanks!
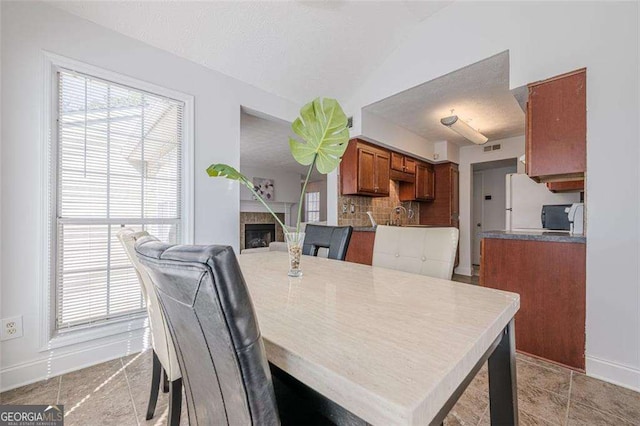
[244,223,276,249]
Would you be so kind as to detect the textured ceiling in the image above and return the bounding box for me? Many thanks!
[240,111,323,181]
[50,1,452,104]
[364,51,525,146]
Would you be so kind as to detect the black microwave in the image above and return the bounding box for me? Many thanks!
[541,204,572,230]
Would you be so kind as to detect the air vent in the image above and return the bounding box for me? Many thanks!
[347,116,353,129]
[483,144,501,152]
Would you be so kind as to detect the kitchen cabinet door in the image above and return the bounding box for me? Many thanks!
[450,166,459,227]
[526,69,586,182]
[357,148,376,194]
[391,152,404,172]
[340,139,391,197]
[374,152,390,196]
[415,163,435,201]
[404,157,416,175]
[420,162,458,226]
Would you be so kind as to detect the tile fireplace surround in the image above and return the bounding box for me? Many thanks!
[240,212,285,250]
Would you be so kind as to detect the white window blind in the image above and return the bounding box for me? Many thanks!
[305,192,320,222]
[55,69,184,330]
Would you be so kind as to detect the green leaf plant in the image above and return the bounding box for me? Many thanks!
[207,97,350,234]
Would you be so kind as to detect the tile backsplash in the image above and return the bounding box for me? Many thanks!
[338,181,420,227]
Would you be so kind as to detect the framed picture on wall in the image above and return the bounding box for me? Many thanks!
[252,177,275,201]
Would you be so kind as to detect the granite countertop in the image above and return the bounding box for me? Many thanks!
[352,226,377,232]
[480,230,586,244]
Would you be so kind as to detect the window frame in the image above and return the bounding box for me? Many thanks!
[40,52,194,350]
[305,191,321,223]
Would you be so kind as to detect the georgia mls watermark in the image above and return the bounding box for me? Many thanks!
[0,405,64,426]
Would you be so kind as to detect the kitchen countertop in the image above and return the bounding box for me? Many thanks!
[480,230,586,244]
[352,226,377,232]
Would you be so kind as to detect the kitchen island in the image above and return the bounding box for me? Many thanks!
[480,230,586,370]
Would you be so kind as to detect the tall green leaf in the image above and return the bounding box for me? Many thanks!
[289,97,349,174]
[206,163,249,184]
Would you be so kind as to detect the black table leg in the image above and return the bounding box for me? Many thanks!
[488,319,518,425]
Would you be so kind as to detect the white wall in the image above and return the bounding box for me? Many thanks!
[239,166,302,204]
[346,2,639,390]
[361,110,434,161]
[239,166,301,226]
[434,141,461,164]
[475,165,517,232]
[459,136,526,275]
[0,1,300,391]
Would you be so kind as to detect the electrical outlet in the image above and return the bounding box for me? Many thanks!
[1,316,23,341]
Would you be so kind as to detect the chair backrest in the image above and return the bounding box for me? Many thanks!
[372,226,459,280]
[135,239,280,426]
[302,224,353,261]
[117,229,180,381]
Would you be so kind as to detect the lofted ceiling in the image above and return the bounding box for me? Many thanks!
[49,1,452,104]
[240,111,323,181]
[364,51,525,147]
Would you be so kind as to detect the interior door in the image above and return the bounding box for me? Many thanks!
[357,148,376,193]
[472,171,484,265]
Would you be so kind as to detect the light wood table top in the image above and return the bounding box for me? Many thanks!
[238,252,519,425]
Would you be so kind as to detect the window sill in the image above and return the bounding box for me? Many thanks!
[40,314,149,352]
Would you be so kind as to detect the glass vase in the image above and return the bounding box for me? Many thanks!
[285,232,305,277]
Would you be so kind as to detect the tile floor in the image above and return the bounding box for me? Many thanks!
[1,348,638,425]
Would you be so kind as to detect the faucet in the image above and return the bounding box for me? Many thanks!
[390,205,407,226]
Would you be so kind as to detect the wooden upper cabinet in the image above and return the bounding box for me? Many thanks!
[526,68,586,182]
[391,152,404,172]
[357,148,376,193]
[341,139,390,197]
[404,157,416,174]
[375,151,391,195]
[399,161,434,202]
[391,152,417,175]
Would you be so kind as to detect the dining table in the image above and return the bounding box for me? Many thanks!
[238,251,520,426]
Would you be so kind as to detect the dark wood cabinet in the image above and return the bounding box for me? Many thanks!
[526,68,586,182]
[341,139,390,197]
[420,162,459,226]
[345,231,375,265]
[480,238,586,371]
[391,152,416,174]
[399,161,434,201]
[546,180,584,193]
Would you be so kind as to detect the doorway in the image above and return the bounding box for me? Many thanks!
[471,158,518,268]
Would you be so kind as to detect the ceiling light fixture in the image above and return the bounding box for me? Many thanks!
[440,115,488,145]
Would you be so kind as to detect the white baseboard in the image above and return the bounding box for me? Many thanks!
[586,355,640,392]
[454,266,472,276]
[0,330,149,393]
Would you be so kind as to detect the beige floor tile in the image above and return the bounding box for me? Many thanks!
[59,359,137,426]
[0,377,60,405]
[567,400,635,426]
[517,383,568,425]
[570,373,640,423]
[479,409,555,426]
[124,349,188,426]
[517,357,571,397]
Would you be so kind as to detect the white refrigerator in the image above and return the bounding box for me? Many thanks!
[506,173,580,230]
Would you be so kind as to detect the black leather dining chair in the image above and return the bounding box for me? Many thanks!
[302,225,353,261]
[134,239,330,426]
